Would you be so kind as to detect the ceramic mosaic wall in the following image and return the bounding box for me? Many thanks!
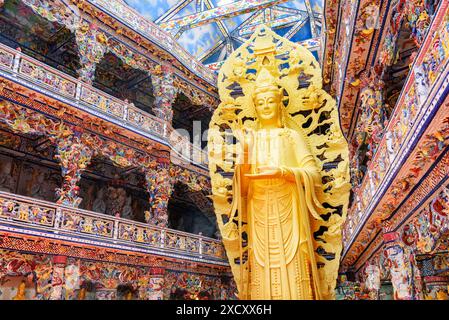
[0,250,236,300]
[163,270,237,300]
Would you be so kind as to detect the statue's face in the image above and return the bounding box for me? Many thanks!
[254,90,281,123]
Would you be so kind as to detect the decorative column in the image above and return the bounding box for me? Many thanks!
[364,263,381,299]
[383,229,417,300]
[49,255,67,300]
[53,133,96,207]
[64,261,81,300]
[410,250,424,300]
[151,65,178,123]
[75,22,109,84]
[143,164,174,226]
[141,268,165,300]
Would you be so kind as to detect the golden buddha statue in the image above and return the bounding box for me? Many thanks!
[13,281,26,300]
[78,288,86,300]
[436,289,449,300]
[231,68,323,299]
[208,25,350,300]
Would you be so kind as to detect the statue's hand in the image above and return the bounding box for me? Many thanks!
[244,166,282,179]
[245,166,296,181]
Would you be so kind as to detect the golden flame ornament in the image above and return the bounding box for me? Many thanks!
[208,25,350,300]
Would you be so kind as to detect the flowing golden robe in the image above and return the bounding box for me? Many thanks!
[236,127,323,300]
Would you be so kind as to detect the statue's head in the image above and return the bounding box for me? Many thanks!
[252,68,284,127]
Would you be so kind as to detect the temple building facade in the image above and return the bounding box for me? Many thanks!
[0,0,447,300]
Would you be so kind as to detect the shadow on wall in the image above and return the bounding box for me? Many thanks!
[168,202,217,238]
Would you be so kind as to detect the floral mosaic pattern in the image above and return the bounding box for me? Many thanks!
[20,58,77,97]
[60,209,114,238]
[0,47,15,70]
[0,195,55,227]
[117,221,161,245]
[80,86,125,119]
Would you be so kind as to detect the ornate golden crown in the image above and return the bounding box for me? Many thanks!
[254,67,280,95]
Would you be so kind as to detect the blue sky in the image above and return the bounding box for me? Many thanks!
[125,0,323,61]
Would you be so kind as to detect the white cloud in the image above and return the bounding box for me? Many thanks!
[290,0,306,11]
[179,2,196,16]
[178,24,220,56]
[126,0,159,7]
[217,0,235,6]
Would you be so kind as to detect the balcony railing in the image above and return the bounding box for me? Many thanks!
[0,191,226,263]
[0,43,208,167]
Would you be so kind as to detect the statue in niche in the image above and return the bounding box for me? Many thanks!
[121,196,134,220]
[214,229,222,240]
[132,199,144,222]
[125,291,133,300]
[78,288,86,300]
[106,187,126,217]
[30,169,48,200]
[23,166,38,196]
[13,280,26,300]
[46,173,61,202]
[0,159,16,193]
[176,214,185,231]
[92,187,107,214]
[83,184,96,211]
[207,26,350,299]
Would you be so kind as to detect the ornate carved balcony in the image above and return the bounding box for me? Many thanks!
[0,42,208,168]
[0,191,227,265]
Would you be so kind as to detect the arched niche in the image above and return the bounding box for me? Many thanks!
[0,126,62,203]
[382,23,417,113]
[77,156,149,223]
[116,283,135,300]
[167,181,218,238]
[171,92,212,150]
[0,0,80,77]
[92,51,154,115]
